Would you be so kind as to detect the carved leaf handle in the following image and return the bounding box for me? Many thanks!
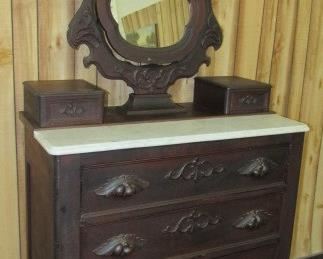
[163,210,221,234]
[95,175,150,198]
[93,234,145,257]
[233,210,272,230]
[238,157,278,178]
[165,158,225,182]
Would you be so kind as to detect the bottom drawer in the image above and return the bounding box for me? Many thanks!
[219,245,276,259]
[81,192,282,259]
[171,236,278,259]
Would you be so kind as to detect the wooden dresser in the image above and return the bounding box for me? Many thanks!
[23,114,308,259]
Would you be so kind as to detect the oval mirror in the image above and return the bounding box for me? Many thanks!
[68,0,222,115]
[110,0,191,48]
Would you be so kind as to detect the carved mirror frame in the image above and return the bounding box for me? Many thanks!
[67,0,222,115]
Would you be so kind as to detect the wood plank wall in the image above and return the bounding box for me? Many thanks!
[0,0,322,258]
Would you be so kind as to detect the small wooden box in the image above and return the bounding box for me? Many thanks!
[24,80,105,127]
[194,76,271,115]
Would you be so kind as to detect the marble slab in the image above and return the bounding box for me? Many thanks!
[34,114,309,155]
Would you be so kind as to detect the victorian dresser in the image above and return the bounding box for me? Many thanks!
[23,113,308,259]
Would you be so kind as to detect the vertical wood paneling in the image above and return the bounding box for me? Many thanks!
[256,0,279,83]
[97,76,131,107]
[287,0,312,120]
[12,1,38,258]
[292,0,323,256]
[1,1,323,258]
[269,0,298,116]
[234,0,265,79]
[0,0,20,258]
[312,136,323,253]
[38,0,75,79]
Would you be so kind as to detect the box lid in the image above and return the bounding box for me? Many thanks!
[24,80,104,97]
[195,76,271,89]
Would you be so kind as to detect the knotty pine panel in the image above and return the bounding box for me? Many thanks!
[12,0,39,258]
[0,1,322,258]
[0,0,20,258]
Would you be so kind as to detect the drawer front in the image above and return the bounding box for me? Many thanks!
[82,145,288,213]
[228,90,269,114]
[216,245,276,259]
[81,192,282,259]
[42,96,104,127]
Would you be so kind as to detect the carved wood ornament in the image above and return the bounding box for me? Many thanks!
[67,0,222,114]
[93,234,145,257]
[163,210,221,234]
[233,210,272,230]
[95,175,149,198]
[165,158,225,182]
[238,157,278,178]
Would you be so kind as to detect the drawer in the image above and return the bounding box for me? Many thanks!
[172,242,278,259]
[194,77,270,115]
[24,80,104,127]
[217,245,276,259]
[81,145,289,213]
[43,96,104,127]
[80,192,282,259]
[228,90,269,114]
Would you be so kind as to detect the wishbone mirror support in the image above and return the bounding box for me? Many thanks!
[67,0,222,113]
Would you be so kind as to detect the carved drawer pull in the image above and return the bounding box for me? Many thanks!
[233,210,272,230]
[239,95,258,105]
[163,210,221,234]
[93,234,145,257]
[238,157,278,178]
[95,175,149,198]
[165,158,225,182]
[59,103,85,116]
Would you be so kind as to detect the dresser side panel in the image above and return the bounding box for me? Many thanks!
[54,155,81,259]
[25,126,55,259]
[277,133,305,259]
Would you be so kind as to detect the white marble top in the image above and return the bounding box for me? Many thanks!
[34,114,309,156]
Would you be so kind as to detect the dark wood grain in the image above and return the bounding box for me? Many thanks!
[194,76,271,115]
[25,126,55,259]
[24,80,105,127]
[23,109,305,259]
[67,0,222,114]
[81,141,289,213]
[80,192,282,259]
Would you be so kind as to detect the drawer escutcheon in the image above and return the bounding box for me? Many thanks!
[163,210,221,234]
[165,158,225,182]
[233,210,272,230]
[93,234,145,257]
[95,175,150,198]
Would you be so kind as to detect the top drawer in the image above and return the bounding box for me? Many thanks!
[81,140,290,213]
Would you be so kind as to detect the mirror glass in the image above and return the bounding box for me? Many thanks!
[111,0,191,48]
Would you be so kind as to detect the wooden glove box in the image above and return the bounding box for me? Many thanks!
[194,76,271,115]
[24,80,105,128]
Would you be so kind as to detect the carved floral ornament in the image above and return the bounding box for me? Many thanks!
[67,0,223,95]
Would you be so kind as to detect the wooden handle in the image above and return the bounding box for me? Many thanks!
[59,103,85,116]
[93,234,145,257]
[165,158,225,182]
[233,210,271,230]
[95,175,149,198]
[239,95,258,105]
[238,157,277,177]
